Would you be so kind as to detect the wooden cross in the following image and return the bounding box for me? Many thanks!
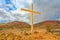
[21,3,41,33]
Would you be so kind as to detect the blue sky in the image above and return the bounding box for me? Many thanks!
[0,0,32,23]
[0,0,60,24]
[33,0,60,23]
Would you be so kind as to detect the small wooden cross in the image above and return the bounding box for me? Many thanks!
[21,3,41,33]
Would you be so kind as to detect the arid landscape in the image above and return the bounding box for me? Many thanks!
[0,20,60,40]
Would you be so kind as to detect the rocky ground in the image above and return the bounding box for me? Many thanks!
[0,29,60,40]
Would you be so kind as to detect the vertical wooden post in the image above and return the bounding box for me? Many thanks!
[31,3,34,33]
[21,3,40,33]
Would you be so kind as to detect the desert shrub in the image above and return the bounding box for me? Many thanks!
[23,30,31,35]
[24,32,29,35]
[23,30,28,35]
[0,28,3,30]
[45,25,53,33]
[24,32,32,35]
[34,31,39,34]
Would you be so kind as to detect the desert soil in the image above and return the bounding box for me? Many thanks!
[0,29,60,40]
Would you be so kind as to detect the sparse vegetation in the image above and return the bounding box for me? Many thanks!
[45,25,53,33]
[0,29,59,40]
[0,21,60,40]
[0,28,3,30]
[34,31,39,34]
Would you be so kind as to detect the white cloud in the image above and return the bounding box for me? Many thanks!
[0,0,33,24]
[26,0,33,4]
[58,18,60,21]
[10,0,32,23]
[0,8,16,21]
[33,0,60,23]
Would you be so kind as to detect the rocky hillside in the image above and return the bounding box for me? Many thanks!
[0,21,30,28]
[34,20,60,29]
[0,20,60,29]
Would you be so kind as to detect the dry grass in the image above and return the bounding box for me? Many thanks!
[0,29,59,40]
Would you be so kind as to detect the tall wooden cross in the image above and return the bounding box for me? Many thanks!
[21,3,41,33]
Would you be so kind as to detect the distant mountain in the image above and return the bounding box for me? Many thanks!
[0,20,60,29]
[0,21,30,28]
[34,20,60,29]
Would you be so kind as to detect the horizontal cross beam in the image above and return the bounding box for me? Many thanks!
[21,8,40,14]
[21,3,41,33]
